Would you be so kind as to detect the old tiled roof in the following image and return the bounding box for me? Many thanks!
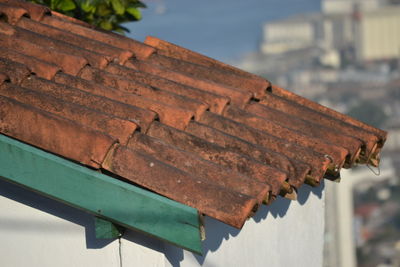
[0,0,387,229]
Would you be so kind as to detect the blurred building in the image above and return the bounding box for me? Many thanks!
[322,0,387,14]
[260,14,322,55]
[259,0,400,67]
[354,6,400,62]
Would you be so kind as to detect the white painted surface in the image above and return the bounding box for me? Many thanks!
[0,187,120,267]
[0,179,325,267]
[164,183,326,267]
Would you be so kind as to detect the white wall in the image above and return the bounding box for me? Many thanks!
[0,179,325,267]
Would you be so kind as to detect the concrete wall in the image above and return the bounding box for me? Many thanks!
[0,179,325,267]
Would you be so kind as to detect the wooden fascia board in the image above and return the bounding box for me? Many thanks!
[0,134,202,254]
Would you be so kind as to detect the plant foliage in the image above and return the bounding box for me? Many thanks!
[28,0,146,33]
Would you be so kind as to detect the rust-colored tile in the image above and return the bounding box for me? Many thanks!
[270,85,388,142]
[0,83,138,145]
[186,121,311,188]
[103,145,259,229]
[0,2,27,24]
[0,47,60,80]
[74,67,194,130]
[20,75,159,133]
[146,53,269,98]
[0,19,15,35]
[147,121,287,196]
[40,15,156,60]
[0,95,115,168]
[0,0,50,21]
[79,66,208,120]
[0,57,31,84]
[9,22,110,68]
[260,91,380,163]
[128,132,270,203]
[50,10,93,28]
[246,102,363,166]
[144,36,270,97]
[15,17,133,65]
[0,73,9,85]
[106,63,230,114]
[125,59,253,107]
[54,73,157,132]
[0,32,88,76]
[198,111,331,183]
[224,106,349,170]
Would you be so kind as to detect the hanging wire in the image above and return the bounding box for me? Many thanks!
[367,163,381,176]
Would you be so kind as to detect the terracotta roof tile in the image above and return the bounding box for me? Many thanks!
[8,21,110,68]
[246,102,363,166]
[144,36,269,91]
[259,91,380,164]
[16,17,133,64]
[105,63,230,114]
[79,66,209,120]
[0,73,9,85]
[271,85,387,142]
[0,32,88,75]
[198,111,331,183]
[0,95,115,168]
[0,2,27,24]
[146,121,287,197]
[0,0,387,233]
[21,75,158,132]
[146,53,268,97]
[0,47,60,79]
[0,0,50,21]
[185,121,311,188]
[125,58,253,107]
[224,106,349,169]
[0,57,31,84]
[0,83,138,145]
[128,132,270,204]
[103,145,258,228]
[68,69,194,130]
[40,14,155,59]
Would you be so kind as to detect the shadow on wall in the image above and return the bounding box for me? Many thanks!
[0,177,324,267]
[0,177,169,255]
[164,180,325,267]
[0,178,114,249]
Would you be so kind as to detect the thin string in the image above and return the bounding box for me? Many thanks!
[367,163,381,176]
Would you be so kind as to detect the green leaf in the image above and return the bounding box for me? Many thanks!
[80,1,95,13]
[56,0,76,11]
[117,25,130,33]
[96,3,112,16]
[99,20,113,30]
[126,7,141,20]
[111,0,125,15]
[127,1,146,8]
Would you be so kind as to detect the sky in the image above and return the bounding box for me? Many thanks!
[126,0,321,61]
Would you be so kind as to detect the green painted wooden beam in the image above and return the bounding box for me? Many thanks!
[95,217,124,239]
[0,134,202,254]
